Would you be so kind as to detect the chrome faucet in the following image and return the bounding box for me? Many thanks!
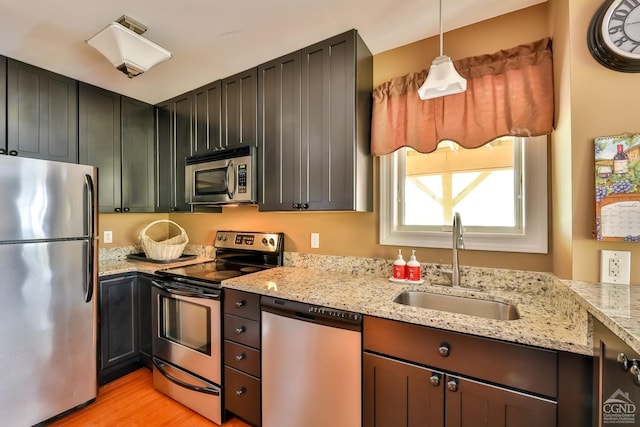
[452,212,464,287]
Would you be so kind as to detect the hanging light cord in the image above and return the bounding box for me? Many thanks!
[438,0,443,57]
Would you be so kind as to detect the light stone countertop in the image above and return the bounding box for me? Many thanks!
[562,280,640,355]
[99,250,640,357]
[222,266,594,355]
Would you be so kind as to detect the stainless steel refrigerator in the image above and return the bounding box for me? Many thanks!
[0,155,98,426]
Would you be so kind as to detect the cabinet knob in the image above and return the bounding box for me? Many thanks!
[9,150,18,156]
[618,353,631,371]
[447,378,459,392]
[123,207,130,212]
[236,387,247,396]
[292,203,300,209]
[114,208,122,213]
[438,343,451,357]
[235,352,246,361]
[0,148,5,155]
[235,326,246,334]
[235,300,246,308]
[429,373,441,387]
[170,207,178,212]
[301,203,309,209]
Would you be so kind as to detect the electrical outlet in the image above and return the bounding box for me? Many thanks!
[104,231,113,244]
[311,233,320,249]
[600,250,631,285]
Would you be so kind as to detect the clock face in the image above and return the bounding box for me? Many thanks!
[602,0,640,59]
[588,0,640,72]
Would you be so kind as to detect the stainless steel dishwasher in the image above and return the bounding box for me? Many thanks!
[261,296,362,427]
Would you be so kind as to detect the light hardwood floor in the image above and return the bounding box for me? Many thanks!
[48,368,250,427]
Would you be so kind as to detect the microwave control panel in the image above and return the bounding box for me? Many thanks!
[237,164,247,193]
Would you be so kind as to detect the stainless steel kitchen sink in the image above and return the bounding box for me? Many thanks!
[393,291,520,320]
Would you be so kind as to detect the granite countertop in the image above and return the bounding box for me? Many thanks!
[99,251,640,357]
[562,280,640,355]
[222,266,593,355]
[99,256,212,276]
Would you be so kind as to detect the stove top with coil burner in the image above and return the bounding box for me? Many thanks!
[155,231,284,288]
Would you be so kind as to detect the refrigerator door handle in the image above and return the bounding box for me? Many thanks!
[84,174,96,303]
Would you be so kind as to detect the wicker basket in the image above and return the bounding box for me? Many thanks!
[139,220,189,261]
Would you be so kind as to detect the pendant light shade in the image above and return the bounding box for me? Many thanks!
[86,15,172,78]
[418,0,466,100]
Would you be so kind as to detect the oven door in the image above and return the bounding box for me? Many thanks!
[151,279,222,384]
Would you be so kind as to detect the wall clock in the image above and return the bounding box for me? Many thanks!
[588,0,640,72]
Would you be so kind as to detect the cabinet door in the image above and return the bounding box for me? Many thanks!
[0,56,6,155]
[155,95,191,212]
[99,275,138,383]
[78,83,122,212]
[300,32,356,210]
[174,94,192,211]
[364,352,444,427]
[155,102,173,212]
[136,275,153,368]
[445,375,556,427]
[121,97,155,212]
[222,68,257,148]
[7,59,78,163]
[192,81,222,155]
[258,52,302,211]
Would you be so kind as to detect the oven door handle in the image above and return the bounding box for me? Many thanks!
[151,280,221,300]
[153,358,220,396]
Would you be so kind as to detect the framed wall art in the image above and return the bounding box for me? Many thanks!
[594,133,640,242]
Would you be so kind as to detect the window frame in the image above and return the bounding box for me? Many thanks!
[378,135,548,253]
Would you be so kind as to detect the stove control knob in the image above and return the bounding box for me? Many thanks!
[218,235,227,242]
[262,237,269,246]
[269,238,275,246]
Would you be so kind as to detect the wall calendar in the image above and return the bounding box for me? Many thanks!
[595,133,640,242]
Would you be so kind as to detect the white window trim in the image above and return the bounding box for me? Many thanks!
[379,136,548,253]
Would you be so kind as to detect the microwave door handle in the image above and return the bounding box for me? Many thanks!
[226,160,235,199]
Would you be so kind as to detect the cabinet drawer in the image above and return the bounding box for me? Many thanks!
[364,316,558,398]
[224,340,261,377]
[225,366,260,426]
[224,289,261,320]
[224,314,260,348]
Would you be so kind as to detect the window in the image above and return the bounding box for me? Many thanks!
[379,135,548,253]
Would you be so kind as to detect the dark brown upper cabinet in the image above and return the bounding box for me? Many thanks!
[79,83,154,213]
[258,29,373,212]
[221,68,257,149]
[7,59,78,163]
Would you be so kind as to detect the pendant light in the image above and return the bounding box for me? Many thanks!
[418,0,467,100]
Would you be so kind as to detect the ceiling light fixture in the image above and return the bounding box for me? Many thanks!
[86,15,172,78]
[417,0,467,100]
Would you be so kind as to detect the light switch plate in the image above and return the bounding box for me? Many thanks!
[600,249,631,285]
[104,230,113,244]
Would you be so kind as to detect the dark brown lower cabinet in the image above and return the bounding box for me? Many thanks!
[363,315,592,427]
[364,352,555,427]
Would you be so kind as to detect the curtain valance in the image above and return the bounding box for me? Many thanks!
[370,38,554,155]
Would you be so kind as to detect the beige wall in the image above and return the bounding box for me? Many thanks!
[101,2,640,283]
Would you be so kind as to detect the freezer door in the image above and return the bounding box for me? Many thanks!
[0,240,97,426]
[0,155,97,241]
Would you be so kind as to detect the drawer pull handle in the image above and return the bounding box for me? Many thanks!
[236,353,246,361]
[447,378,459,392]
[235,326,246,334]
[235,300,246,308]
[429,373,441,387]
[438,343,450,357]
[236,387,247,396]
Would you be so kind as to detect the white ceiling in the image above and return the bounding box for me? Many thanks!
[0,0,545,105]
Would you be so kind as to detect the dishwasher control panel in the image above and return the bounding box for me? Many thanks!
[308,306,361,322]
[261,296,362,331]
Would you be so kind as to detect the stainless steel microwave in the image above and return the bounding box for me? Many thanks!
[185,146,257,205]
